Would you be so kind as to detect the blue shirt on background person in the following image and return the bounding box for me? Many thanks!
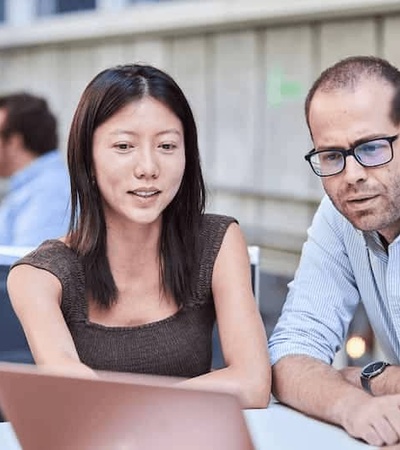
[0,92,71,264]
[0,150,70,249]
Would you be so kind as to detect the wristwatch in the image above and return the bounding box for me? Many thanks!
[360,361,391,395]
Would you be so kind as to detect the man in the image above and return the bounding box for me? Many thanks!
[0,92,70,256]
[269,55,400,448]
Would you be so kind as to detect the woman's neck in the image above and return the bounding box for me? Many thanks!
[105,220,161,277]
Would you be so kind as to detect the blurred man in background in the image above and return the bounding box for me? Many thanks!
[0,92,70,253]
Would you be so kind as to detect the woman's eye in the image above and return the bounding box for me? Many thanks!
[115,143,131,151]
[159,143,176,151]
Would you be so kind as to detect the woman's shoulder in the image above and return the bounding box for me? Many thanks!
[190,214,239,304]
[10,239,85,316]
[200,213,238,233]
[198,213,238,259]
[11,239,80,279]
[19,239,76,262]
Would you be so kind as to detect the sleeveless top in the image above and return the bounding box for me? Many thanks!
[13,214,237,378]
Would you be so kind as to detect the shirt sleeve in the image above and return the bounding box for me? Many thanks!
[268,196,361,365]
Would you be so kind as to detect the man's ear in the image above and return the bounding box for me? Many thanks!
[6,132,25,151]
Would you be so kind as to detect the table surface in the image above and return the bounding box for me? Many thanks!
[244,402,375,449]
[0,402,375,450]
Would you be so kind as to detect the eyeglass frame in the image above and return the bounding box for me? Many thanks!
[304,134,399,177]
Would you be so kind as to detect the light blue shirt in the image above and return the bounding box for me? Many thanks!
[269,195,400,366]
[0,150,70,251]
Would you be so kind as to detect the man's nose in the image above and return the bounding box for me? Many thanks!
[342,155,368,184]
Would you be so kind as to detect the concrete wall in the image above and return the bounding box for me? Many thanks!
[1,0,400,275]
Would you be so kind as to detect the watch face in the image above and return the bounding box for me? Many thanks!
[363,361,387,377]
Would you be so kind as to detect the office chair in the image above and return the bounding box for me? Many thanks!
[0,246,35,364]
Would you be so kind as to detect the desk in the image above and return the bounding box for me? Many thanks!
[0,402,375,450]
[245,403,374,449]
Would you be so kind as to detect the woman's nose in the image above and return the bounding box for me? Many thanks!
[133,148,159,179]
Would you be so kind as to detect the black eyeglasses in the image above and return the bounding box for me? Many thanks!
[304,135,399,177]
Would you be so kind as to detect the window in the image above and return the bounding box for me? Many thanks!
[56,0,95,13]
[0,0,4,22]
[37,0,96,16]
[128,0,173,3]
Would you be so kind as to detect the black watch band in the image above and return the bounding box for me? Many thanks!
[360,361,391,395]
[360,374,373,393]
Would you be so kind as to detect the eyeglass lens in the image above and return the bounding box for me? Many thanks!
[310,138,393,176]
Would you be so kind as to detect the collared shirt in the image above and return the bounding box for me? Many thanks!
[269,194,400,366]
[0,150,70,257]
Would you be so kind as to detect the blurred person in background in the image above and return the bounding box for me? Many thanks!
[269,55,400,447]
[0,92,70,254]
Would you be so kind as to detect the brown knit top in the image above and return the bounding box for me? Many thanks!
[12,214,236,378]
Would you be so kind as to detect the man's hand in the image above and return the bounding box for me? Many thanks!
[339,394,400,447]
[273,356,400,446]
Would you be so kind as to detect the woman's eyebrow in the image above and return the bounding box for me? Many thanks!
[155,129,182,137]
[109,129,139,136]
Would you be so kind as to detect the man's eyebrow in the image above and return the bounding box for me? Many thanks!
[317,134,392,151]
[352,134,390,147]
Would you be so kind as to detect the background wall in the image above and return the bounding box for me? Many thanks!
[1,0,400,276]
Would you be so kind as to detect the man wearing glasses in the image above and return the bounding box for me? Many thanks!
[269,55,400,447]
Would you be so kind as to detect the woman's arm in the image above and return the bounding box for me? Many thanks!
[180,223,271,408]
[7,264,96,377]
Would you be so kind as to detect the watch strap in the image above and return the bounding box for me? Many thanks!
[360,374,372,394]
[360,361,391,395]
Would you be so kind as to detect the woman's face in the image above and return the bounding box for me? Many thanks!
[92,96,185,228]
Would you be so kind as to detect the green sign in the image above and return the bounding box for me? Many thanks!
[267,68,304,107]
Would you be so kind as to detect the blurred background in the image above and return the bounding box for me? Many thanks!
[0,0,398,367]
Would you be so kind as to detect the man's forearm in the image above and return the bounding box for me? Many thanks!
[273,355,400,446]
[272,355,369,426]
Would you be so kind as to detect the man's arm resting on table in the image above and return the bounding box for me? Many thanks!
[340,365,400,396]
[272,354,400,447]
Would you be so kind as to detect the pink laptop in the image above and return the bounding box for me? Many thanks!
[0,363,254,450]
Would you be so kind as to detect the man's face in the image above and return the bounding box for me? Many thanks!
[309,78,400,243]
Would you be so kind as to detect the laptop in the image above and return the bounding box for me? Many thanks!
[0,363,254,450]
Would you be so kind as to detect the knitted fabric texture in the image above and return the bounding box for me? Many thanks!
[13,214,237,378]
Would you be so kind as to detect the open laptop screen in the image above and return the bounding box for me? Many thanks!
[0,363,254,450]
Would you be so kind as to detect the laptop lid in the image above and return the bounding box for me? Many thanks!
[0,363,254,450]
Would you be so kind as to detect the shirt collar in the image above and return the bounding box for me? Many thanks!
[362,230,385,250]
[9,150,59,191]
[362,229,400,259]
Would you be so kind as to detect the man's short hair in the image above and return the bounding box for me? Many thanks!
[0,92,58,155]
[305,55,400,131]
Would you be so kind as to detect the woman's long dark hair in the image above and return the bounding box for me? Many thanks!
[67,64,206,308]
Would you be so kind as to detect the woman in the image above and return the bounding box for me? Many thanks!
[7,64,270,408]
